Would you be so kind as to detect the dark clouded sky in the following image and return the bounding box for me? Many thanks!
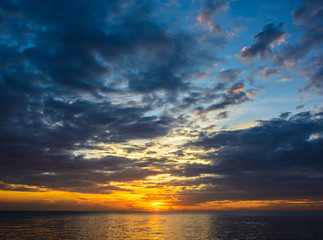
[0,0,322,211]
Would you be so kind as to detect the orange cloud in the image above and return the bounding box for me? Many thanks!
[277,76,292,82]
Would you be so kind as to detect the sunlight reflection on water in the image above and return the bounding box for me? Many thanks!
[0,212,322,239]
[61,213,213,239]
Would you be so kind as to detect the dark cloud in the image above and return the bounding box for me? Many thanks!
[0,183,46,192]
[308,66,323,90]
[303,56,323,93]
[240,23,285,60]
[1,0,321,210]
[0,77,174,193]
[218,69,242,82]
[0,199,116,211]
[198,0,229,33]
[110,115,174,141]
[170,82,231,112]
[279,112,291,119]
[263,68,281,78]
[275,0,323,92]
[122,145,147,154]
[227,82,244,94]
[215,111,228,119]
[1,0,194,193]
[0,149,163,194]
[195,83,249,115]
[18,1,194,93]
[282,0,323,60]
[0,0,219,99]
[179,111,323,203]
[199,0,228,23]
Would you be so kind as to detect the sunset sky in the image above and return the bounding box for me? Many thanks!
[0,0,322,211]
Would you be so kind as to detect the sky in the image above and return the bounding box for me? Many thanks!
[0,0,322,212]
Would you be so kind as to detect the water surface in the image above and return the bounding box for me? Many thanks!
[0,211,322,239]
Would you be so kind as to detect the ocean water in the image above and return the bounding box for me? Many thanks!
[0,211,322,239]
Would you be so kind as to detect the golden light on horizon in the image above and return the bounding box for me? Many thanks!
[1,185,323,212]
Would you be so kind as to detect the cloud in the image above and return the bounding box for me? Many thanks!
[215,111,228,119]
[180,111,323,203]
[283,0,323,60]
[277,76,292,82]
[0,0,195,193]
[0,147,165,194]
[0,0,219,98]
[308,66,323,90]
[263,68,281,78]
[0,199,115,211]
[276,0,323,92]
[0,84,177,193]
[227,82,245,94]
[0,0,233,196]
[240,23,285,60]
[279,112,291,119]
[0,182,47,192]
[195,87,250,115]
[1,0,322,210]
[219,69,242,82]
[196,71,211,80]
[197,0,229,33]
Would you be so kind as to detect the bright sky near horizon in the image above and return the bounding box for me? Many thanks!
[0,0,322,211]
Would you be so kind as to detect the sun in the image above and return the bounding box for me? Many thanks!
[152,202,162,211]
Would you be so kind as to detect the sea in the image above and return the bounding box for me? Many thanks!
[0,211,322,239]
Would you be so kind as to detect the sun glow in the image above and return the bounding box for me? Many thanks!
[152,202,163,211]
